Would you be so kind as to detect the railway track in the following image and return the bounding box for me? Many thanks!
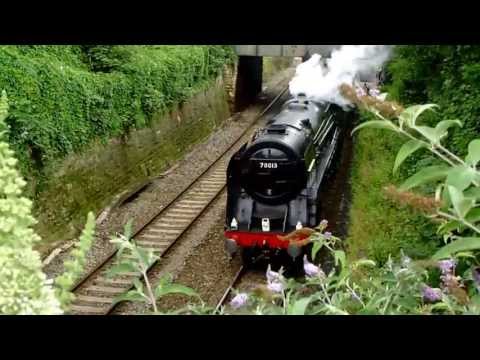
[68,85,290,315]
[215,265,245,312]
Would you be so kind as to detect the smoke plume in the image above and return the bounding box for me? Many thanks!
[289,45,393,109]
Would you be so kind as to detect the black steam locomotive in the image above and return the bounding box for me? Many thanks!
[224,95,348,264]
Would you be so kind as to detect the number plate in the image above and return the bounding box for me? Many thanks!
[259,162,278,169]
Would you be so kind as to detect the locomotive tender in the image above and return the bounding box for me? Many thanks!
[224,94,347,263]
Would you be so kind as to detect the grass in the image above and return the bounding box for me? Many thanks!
[346,111,439,264]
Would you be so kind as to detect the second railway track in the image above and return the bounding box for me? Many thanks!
[68,85,289,315]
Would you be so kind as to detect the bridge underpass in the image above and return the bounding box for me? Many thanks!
[233,45,340,110]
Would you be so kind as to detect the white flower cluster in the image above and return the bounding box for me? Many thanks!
[0,91,63,315]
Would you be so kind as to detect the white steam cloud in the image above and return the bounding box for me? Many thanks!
[289,45,393,109]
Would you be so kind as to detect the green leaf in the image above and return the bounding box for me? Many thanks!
[446,165,476,191]
[399,104,438,128]
[471,294,480,306]
[434,120,462,143]
[324,304,349,315]
[466,208,480,223]
[393,139,424,174]
[112,290,147,305]
[438,219,462,234]
[454,251,476,260]
[289,297,312,315]
[155,284,198,299]
[106,262,138,278]
[123,220,134,241]
[135,246,156,268]
[432,237,480,260]
[351,120,397,136]
[353,259,377,268]
[465,139,480,166]
[429,302,449,311]
[414,125,438,143]
[311,240,323,261]
[133,278,143,293]
[334,250,346,269]
[399,165,450,191]
[464,187,480,201]
[448,185,474,219]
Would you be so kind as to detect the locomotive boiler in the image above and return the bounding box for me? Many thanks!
[224,94,347,264]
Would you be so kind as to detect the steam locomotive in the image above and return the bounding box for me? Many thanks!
[224,94,348,265]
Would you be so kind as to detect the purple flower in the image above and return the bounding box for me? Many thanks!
[230,293,248,309]
[303,255,320,277]
[437,259,456,275]
[267,281,284,293]
[320,219,328,228]
[422,285,442,303]
[355,87,366,97]
[324,231,332,240]
[369,88,381,98]
[266,264,285,293]
[266,265,282,284]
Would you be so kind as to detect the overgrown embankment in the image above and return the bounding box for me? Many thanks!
[347,111,438,264]
[0,46,234,188]
[0,45,235,249]
[347,45,480,263]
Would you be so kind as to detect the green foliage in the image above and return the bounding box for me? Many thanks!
[108,223,198,314]
[0,93,62,314]
[352,98,480,276]
[347,110,438,264]
[349,45,480,264]
[81,46,132,72]
[54,212,95,310]
[0,93,96,314]
[221,239,480,315]
[0,45,235,182]
[387,45,480,158]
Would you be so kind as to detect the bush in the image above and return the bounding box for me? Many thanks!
[347,111,438,264]
[387,45,480,157]
[347,45,480,261]
[0,45,235,184]
[0,92,95,314]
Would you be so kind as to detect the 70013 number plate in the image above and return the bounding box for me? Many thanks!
[259,162,278,169]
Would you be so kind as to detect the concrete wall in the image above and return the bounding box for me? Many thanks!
[34,73,233,249]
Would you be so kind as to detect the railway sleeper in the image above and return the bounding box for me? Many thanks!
[86,285,129,295]
[174,203,205,210]
[180,199,210,205]
[75,295,114,304]
[198,184,222,190]
[169,206,200,212]
[160,213,195,220]
[201,180,225,185]
[140,228,180,235]
[96,277,133,286]
[150,223,186,229]
[135,241,170,250]
[69,304,108,314]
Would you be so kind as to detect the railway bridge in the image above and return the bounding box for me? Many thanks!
[233,45,341,110]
